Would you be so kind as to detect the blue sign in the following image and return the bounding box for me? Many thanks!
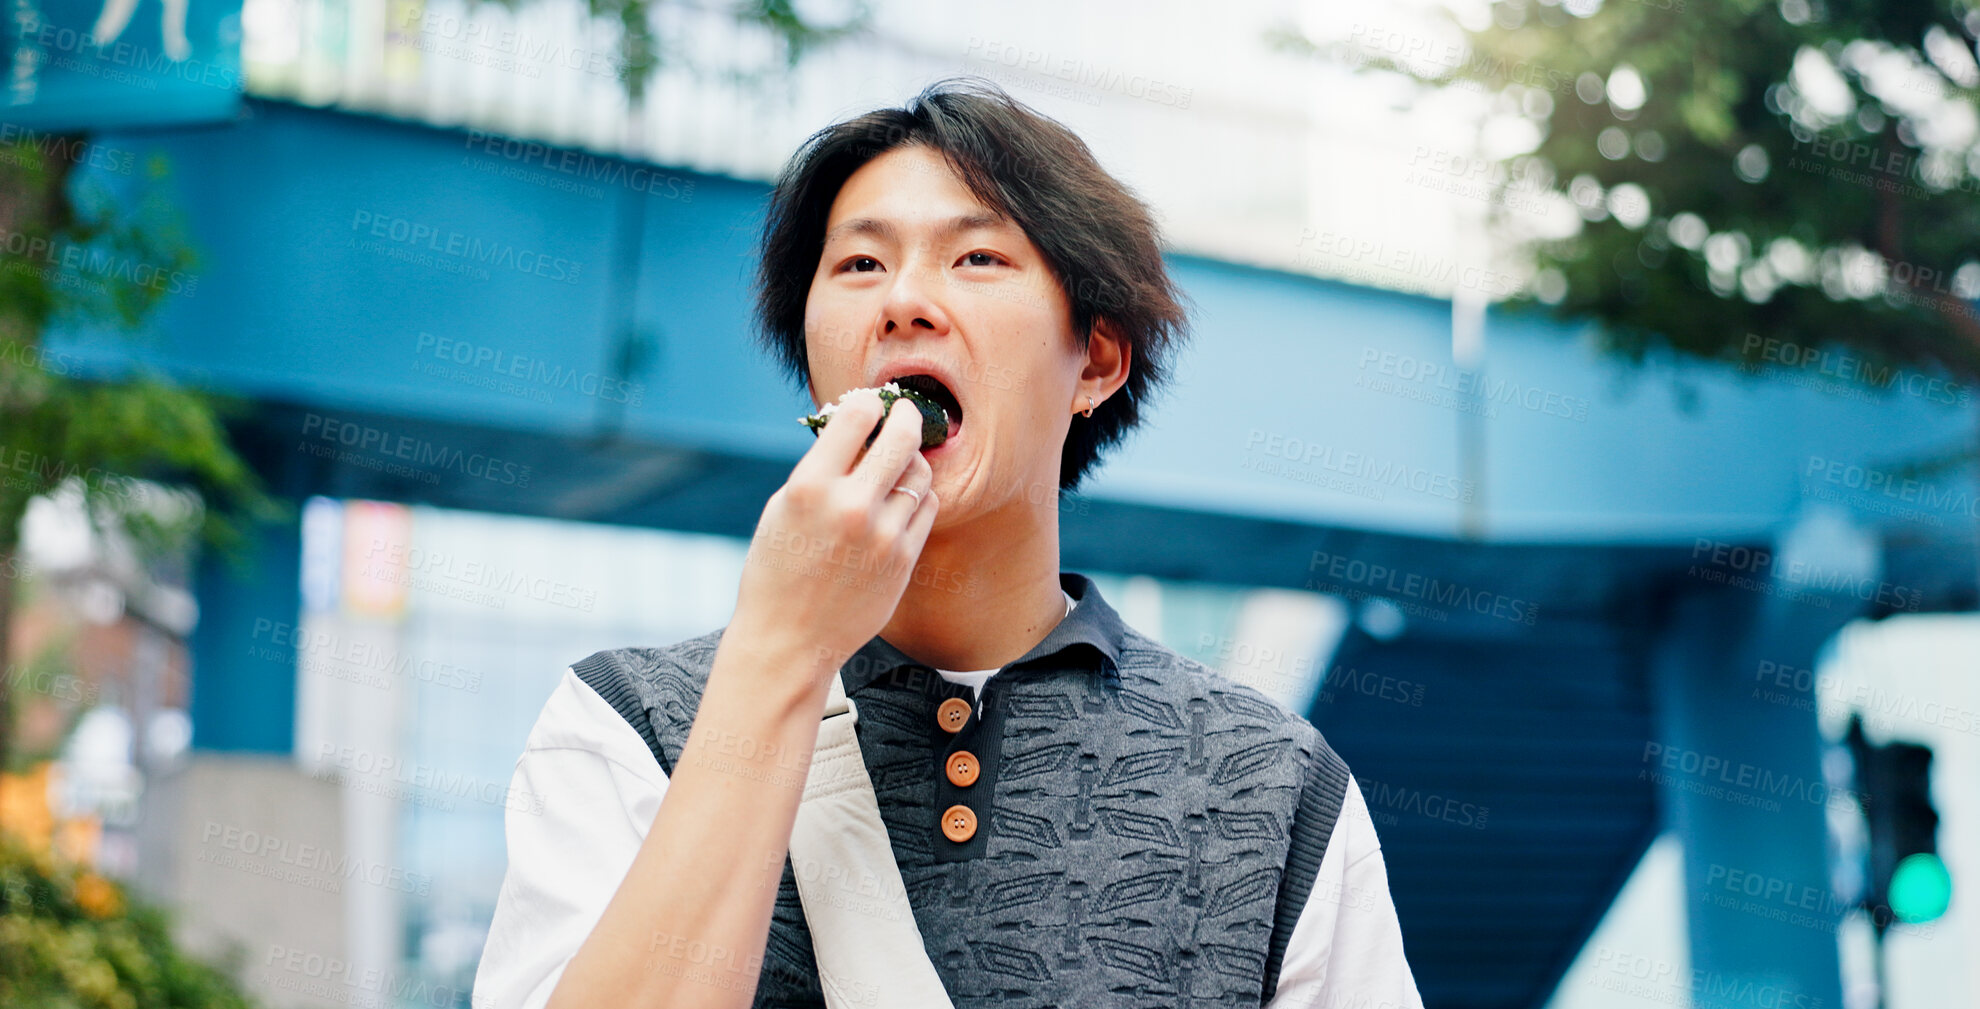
[3,0,242,131]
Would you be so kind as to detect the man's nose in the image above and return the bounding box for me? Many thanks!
[880,258,951,336]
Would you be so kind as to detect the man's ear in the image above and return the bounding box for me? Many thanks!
[1082,316,1132,404]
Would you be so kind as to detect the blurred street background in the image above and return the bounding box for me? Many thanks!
[3,0,1979,1006]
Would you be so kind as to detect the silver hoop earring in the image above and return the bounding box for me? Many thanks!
[1082,395,1095,418]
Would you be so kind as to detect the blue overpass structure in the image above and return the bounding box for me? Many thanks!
[54,99,1980,1008]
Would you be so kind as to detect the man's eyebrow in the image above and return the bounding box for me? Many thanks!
[822,212,1012,247]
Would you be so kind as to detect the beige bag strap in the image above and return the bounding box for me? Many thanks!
[790,671,956,1009]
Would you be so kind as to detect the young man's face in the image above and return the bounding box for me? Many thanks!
[803,143,1115,526]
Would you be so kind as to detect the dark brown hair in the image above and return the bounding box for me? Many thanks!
[754,77,1190,491]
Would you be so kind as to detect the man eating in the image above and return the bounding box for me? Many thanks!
[473,78,1423,1009]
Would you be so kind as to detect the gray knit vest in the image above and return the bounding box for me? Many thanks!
[573,574,1351,1008]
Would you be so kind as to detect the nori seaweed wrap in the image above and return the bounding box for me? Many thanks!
[799,381,949,450]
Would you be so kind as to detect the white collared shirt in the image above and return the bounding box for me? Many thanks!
[472,667,1423,1009]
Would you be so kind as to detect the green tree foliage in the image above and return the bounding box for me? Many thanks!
[0,835,257,1008]
[0,142,285,774]
[0,144,273,559]
[1282,0,1980,385]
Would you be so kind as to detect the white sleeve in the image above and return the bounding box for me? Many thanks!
[1266,774,1424,1009]
[471,668,671,1009]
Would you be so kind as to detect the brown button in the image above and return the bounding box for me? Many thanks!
[940,804,978,843]
[945,751,980,788]
[936,697,972,733]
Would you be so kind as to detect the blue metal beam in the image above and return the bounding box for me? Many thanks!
[49,99,1978,547]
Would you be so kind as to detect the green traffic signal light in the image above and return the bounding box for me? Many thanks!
[1888,852,1952,923]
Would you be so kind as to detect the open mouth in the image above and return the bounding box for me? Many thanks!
[891,373,963,442]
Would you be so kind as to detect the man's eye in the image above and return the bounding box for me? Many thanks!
[961,252,1001,267]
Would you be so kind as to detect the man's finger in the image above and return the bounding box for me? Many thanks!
[852,396,930,504]
[792,388,886,482]
[877,441,934,529]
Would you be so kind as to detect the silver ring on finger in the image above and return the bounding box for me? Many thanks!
[889,486,922,506]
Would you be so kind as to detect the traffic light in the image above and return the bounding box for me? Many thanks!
[1844,714,1951,929]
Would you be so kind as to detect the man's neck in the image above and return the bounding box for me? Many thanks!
[878,496,1065,672]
